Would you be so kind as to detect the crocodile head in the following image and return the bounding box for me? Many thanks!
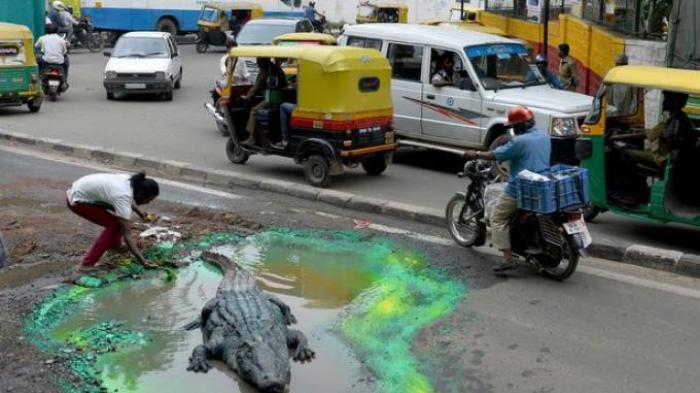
[234,339,291,393]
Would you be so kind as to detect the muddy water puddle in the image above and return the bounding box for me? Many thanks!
[28,229,464,393]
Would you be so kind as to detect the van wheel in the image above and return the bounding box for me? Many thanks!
[362,153,391,175]
[226,138,249,164]
[304,155,331,187]
[156,18,178,35]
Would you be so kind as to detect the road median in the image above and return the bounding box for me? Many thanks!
[2,129,699,278]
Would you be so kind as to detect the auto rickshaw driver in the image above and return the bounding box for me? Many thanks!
[241,57,287,146]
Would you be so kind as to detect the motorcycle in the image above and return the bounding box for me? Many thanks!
[312,12,328,33]
[41,65,68,102]
[62,17,104,53]
[445,160,591,281]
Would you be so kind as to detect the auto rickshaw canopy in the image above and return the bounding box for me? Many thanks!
[0,23,34,40]
[604,65,700,96]
[228,45,391,115]
[273,33,337,46]
[357,1,408,23]
[199,1,264,14]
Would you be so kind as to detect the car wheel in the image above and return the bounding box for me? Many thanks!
[106,91,115,100]
[174,68,182,89]
[163,87,173,101]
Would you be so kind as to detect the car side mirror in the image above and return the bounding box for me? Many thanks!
[103,50,111,57]
[459,78,476,91]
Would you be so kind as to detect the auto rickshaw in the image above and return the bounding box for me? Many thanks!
[577,66,700,227]
[272,33,337,46]
[196,2,263,53]
[0,23,42,113]
[217,45,396,187]
[356,2,408,24]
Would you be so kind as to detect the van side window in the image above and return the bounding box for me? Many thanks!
[429,49,466,88]
[387,43,423,82]
[346,36,383,51]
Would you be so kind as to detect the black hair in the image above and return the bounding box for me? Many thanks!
[513,118,535,135]
[130,172,160,199]
[558,43,570,55]
[45,24,58,34]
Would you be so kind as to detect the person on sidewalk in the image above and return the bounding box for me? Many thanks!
[558,43,579,92]
[66,172,160,272]
[463,106,551,273]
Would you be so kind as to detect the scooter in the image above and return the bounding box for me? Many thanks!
[445,160,591,281]
[41,65,68,102]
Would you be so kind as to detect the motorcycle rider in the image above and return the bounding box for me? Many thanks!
[35,24,69,85]
[463,106,551,273]
[304,1,324,32]
[51,1,78,42]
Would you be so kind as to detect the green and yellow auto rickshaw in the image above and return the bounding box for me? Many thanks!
[196,2,264,53]
[217,45,396,187]
[0,23,42,113]
[577,65,700,226]
[356,2,408,24]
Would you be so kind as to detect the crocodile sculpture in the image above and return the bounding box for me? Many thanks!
[185,251,315,393]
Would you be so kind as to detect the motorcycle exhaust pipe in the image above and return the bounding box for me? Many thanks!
[204,102,225,123]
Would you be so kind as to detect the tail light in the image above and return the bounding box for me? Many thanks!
[48,69,61,76]
[566,211,582,221]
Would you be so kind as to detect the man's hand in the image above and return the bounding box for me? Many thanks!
[140,259,158,269]
[143,212,158,223]
[462,150,479,160]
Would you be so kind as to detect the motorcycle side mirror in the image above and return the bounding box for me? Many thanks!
[103,50,111,57]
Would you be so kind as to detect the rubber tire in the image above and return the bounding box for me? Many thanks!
[163,87,173,101]
[583,205,601,222]
[27,98,42,113]
[226,138,250,164]
[156,18,178,35]
[174,68,182,89]
[445,194,486,248]
[195,41,208,53]
[303,155,331,188]
[87,33,104,52]
[106,91,115,100]
[539,236,579,281]
[48,87,57,102]
[362,153,390,175]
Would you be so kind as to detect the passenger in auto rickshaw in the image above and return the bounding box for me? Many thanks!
[608,91,695,205]
[242,57,288,146]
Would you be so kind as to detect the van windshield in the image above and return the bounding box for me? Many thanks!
[465,43,546,90]
[237,23,296,45]
[0,41,26,65]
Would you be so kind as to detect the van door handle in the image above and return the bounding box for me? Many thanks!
[426,94,436,100]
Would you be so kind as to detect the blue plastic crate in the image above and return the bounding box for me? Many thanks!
[515,165,589,214]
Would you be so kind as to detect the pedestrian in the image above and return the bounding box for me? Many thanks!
[558,43,579,92]
[0,232,7,269]
[66,172,160,273]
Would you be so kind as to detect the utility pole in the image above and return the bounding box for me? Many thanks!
[543,0,551,57]
[461,0,465,20]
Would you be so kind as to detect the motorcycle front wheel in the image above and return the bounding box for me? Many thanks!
[445,193,485,248]
[538,236,579,281]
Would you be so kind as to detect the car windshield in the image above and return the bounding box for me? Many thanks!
[112,37,169,58]
[237,23,296,45]
[357,5,376,18]
[465,44,546,90]
[0,41,26,65]
[199,7,220,23]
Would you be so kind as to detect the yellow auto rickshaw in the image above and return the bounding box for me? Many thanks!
[356,2,408,24]
[0,23,42,113]
[196,2,264,53]
[577,66,700,227]
[216,45,396,187]
[272,32,337,46]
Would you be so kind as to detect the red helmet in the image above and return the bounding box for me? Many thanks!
[506,106,534,126]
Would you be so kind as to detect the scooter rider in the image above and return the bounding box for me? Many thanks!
[463,106,551,273]
[304,1,323,32]
[35,24,69,85]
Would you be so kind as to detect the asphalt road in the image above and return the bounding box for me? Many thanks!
[3,147,700,393]
[1,45,699,254]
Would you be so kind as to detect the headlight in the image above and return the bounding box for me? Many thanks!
[550,117,579,137]
[104,71,117,80]
[155,71,166,80]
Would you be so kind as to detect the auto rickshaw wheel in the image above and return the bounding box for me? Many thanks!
[362,153,391,176]
[304,155,331,187]
[226,138,250,164]
[196,41,208,53]
[27,97,42,113]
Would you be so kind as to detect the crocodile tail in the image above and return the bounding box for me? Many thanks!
[201,251,240,272]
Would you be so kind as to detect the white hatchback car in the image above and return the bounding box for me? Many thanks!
[103,32,183,101]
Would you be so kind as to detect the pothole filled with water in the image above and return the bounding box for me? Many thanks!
[26,228,464,393]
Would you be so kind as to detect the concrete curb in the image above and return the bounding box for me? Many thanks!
[2,130,700,278]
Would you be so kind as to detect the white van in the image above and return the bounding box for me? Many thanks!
[339,24,593,162]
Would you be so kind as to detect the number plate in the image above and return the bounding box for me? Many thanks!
[563,219,586,234]
[125,83,146,89]
[48,80,60,87]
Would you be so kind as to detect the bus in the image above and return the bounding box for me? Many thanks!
[80,0,304,35]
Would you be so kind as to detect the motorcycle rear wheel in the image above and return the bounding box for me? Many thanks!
[445,194,485,248]
[538,236,579,281]
[87,33,104,52]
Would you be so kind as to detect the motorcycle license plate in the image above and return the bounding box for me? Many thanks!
[48,80,60,87]
[564,219,592,248]
[125,83,146,89]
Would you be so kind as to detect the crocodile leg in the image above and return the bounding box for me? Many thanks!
[265,294,297,325]
[287,329,315,363]
[187,345,212,373]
